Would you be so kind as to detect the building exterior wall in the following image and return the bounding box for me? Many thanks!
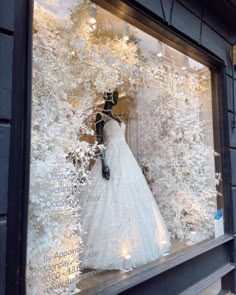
[0,1,14,294]
[0,0,235,294]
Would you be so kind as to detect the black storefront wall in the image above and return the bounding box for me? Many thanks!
[0,1,14,294]
[0,0,236,294]
[0,0,33,294]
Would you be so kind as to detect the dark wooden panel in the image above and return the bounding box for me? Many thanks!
[171,1,201,43]
[176,0,202,17]
[160,0,174,24]
[79,236,233,295]
[228,113,236,147]
[222,268,236,294]
[119,245,230,295]
[235,79,236,111]
[0,34,13,119]
[0,0,15,32]
[5,0,33,293]
[226,76,234,112]
[181,264,234,295]
[203,8,235,44]
[201,24,232,76]
[134,0,164,19]
[232,189,236,236]
[0,220,6,295]
[230,149,236,186]
[222,235,236,294]
[0,125,10,215]
[203,0,236,32]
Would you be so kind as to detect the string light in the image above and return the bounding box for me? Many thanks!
[156,40,164,57]
[123,22,129,41]
[88,3,97,25]
[181,56,189,70]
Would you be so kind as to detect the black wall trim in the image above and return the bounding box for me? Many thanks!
[0,220,6,294]
[119,244,233,295]
[0,28,13,36]
[0,119,11,125]
[5,0,33,294]
[180,264,235,295]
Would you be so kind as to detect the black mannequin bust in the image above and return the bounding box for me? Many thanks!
[96,90,121,180]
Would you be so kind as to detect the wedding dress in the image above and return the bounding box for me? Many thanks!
[80,113,170,270]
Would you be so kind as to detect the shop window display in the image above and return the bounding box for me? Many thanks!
[27,0,222,293]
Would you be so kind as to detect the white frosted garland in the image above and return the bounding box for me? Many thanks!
[136,87,220,242]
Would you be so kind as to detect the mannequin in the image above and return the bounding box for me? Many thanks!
[95,90,121,180]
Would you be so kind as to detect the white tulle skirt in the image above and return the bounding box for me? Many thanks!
[79,137,170,270]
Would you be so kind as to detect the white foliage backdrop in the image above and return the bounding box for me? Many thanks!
[28,3,98,294]
[135,87,220,242]
[28,1,142,293]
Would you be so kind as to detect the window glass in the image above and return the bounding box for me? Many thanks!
[27,1,222,293]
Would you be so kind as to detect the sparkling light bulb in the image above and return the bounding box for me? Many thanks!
[181,56,189,70]
[156,40,164,58]
[89,17,96,24]
[123,22,129,41]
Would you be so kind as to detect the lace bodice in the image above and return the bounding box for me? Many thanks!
[100,113,126,143]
